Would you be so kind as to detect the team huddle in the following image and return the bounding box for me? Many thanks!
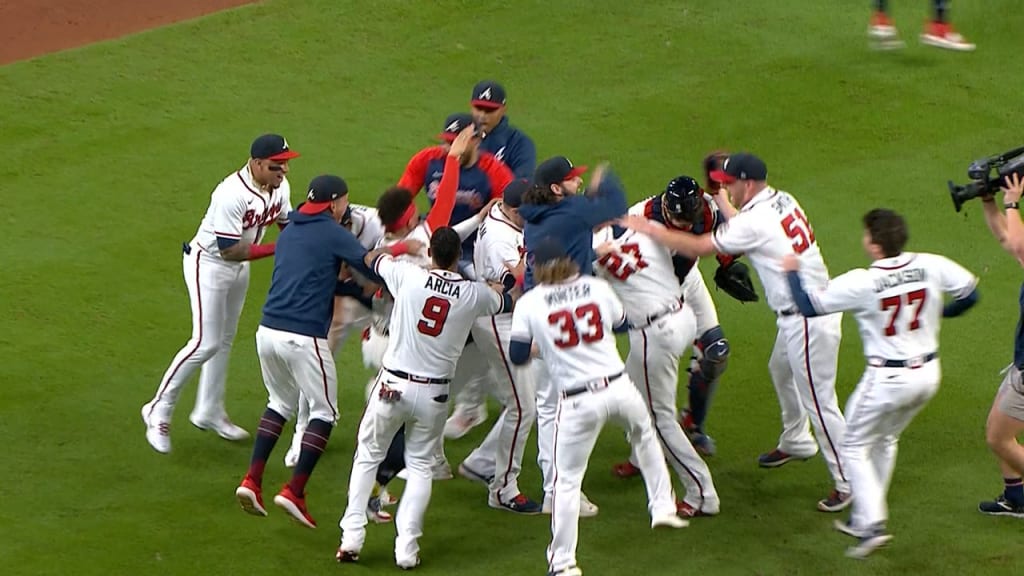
[139,80,1024,571]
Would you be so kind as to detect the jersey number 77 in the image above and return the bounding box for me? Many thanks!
[548,303,604,348]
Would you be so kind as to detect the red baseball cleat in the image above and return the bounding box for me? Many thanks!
[611,461,641,478]
[274,484,317,528]
[235,475,267,517]
[920,21,975,51]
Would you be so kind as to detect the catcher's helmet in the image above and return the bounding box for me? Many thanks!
[663,176,704,226]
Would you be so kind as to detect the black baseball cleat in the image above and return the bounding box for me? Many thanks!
[757,449,814,468]
[978,495,1024,518]
[335,547,359,563]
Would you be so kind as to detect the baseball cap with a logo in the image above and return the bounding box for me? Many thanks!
[298,174,349,215]
[250,133,300,161]
[709,153,768,184]
[502,178,531,208]
[470,80,507,110]
[438,112,477,143]
[534,156,588,188]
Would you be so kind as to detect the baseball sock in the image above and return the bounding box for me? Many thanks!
[873,0,888,14]
[247,408,286,485]
[1003,477,1024,506]
[376,425,407,487]
[932,0,949,23]
[288,418,333,497]
[687,370,709,432]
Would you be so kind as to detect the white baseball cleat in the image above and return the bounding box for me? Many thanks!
[651,514,690,529]
[396,555,421,570]
[542,492,599,517]
[845,531,893,559]
[919,22,975,52]
[443,403,488,439]
[142,401,172,454]
[190,414,251,442]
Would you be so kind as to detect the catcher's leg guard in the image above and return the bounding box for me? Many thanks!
[687,325,729,430]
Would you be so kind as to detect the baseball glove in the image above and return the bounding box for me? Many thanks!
[703,150,730,194]
[713,260,759,303]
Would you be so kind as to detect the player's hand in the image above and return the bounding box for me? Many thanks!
[781,254,800,272]
[618,214,660,237]
[448,125,476,158]
[338,262,352,281]
[1001,173,1024,203]
[481,197,501,215]
[589,162,609,191]
[594,241,617,258]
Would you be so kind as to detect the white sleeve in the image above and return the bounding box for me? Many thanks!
[710,211,763,255]
[474,283,504,316]
[373,255,408,294]
[807,269,872,315]
[488,239,522,271]
[510,294,534,343]
[602,281,626,327]
[210,188,247,242]
[935,255,978,299]
[453,213,485,241]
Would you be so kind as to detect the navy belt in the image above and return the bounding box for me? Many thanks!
[562,372,623,398]
[867,352,938,369]
[384,367,450,385]
[634,299,684,330]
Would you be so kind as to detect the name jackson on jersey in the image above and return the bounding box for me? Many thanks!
[874,267,926,293]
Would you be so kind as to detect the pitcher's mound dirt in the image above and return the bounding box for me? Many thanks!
[0,0,259,66]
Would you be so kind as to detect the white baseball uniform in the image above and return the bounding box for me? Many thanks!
[339,256,504,566]
[460,203,538,505]
[593,224,720,513]
[798,252,976,531]
[710,186,848,494]
[511,274,679,575]
[285,204,384,467]
[144,163,291,448]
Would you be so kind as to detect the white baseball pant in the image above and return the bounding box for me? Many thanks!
[147,245,248,422]
[770,312,849,493]
[462,314,538,502]
[255,325,338,424]
[534,358,557,497]
[339,369,450,565]
[548,373,676,574]
[287,296,372,462]
[681,266,719,336]
[626,305,720,512]
[843,360,939,530]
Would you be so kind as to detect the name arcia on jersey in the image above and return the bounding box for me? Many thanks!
[544,282,591,307]
[426,274,462,297]
[874,268,926,293]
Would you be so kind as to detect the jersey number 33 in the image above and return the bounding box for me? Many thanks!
[548,303,604,348]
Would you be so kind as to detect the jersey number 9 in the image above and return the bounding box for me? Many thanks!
[548,302,604,348]
[418,296,451,337]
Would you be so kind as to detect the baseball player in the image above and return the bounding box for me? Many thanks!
[611,175,739,473]
[509,237,686,576]
[397,112,513,438]
[783,208,979,558]
[519,159,629,516]
[620,153,851,512]
[336,227,512,569]
[869,1,974,51]
[141,134,297,454]
[592,179,723,518]
[456,178,543,514]
[283,203,385,468]
[977,172,1024,518]
[450,79,538,430]
[234,174,407,529]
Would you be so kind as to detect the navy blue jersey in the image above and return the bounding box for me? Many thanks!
[478,117,537,180]
[399,146,512,261]
[640,194,724,283]
[261,211,382,338]
[520,171,628,291]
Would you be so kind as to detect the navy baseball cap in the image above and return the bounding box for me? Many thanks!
[298,174,348,215]
[250,134,300,161]
[532,237,568,266]
[502,178,531,208]
[710,153,767,184]
[438,112,476,143]
[471,80,507,110]
[534,156,588,188]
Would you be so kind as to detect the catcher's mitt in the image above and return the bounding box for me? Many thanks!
[714,260,759,303]
[703,151,730,195]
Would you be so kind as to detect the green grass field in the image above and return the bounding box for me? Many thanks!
[2,1,1022,574]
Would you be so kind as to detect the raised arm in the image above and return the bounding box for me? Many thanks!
[579,165,629,228]
[423,126,477,233]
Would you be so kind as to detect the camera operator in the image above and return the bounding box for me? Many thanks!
[978,172,1024,518]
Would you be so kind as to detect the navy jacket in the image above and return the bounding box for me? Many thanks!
[261,211,382,339]
[519,171,629,291]
[479,117,536,180]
